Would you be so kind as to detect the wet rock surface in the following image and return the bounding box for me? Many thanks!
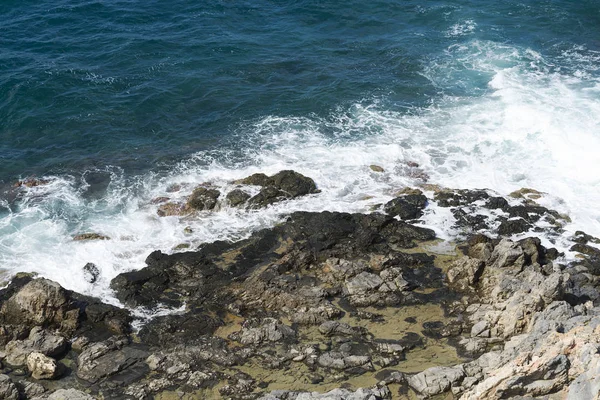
[2,185,600,399]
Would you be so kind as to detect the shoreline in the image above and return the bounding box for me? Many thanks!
[1,170,600,399]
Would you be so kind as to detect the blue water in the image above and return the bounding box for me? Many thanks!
[2,0,598,180]
[2,0,600,297]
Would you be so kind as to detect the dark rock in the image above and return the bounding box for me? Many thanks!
[498,218,531,235]
[271,170,317,197]
[186,187,220,210]
[76,336,148,385]
[83,263,100,284]
[384,194,427,220]
[235,173,274,186]
[226,189,251,207]
[248,186,288,208]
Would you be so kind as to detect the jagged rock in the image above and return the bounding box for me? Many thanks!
[471,321,490,338]
[447,256,485,290]
[0,374,19,400]
[4,327,67,366]
[186,187,220,210]
[259,386,391,400]
[408,365,466,397]
[247,186,288,208]
[76,337,148,384]
[346,272,383,295]
[27,352,62,380]
[384,194,427,220]
[497,218,531,235]
[47,389,96,400]
[317,352,372,371]
[240,170,318,208]
[318,321,358,337]
[72,233,110,241]
[83,263,100,284]
[230,318,296,345]
[226,188,251,207]
[0,278,79,334]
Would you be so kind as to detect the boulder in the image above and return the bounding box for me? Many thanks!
[239,170,318,208]
[384,194,427,220]
[226,189,251,207]
[27,352,62,380]
[83,263,100,284]
[408,365,466,396]
[4,327,67,366]
[186,187,220,210]
[0,278,79,334]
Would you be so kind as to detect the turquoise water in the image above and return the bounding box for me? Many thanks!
[1,1,600,298]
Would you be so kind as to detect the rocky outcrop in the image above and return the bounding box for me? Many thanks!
[3,187,600,399]
[0,278,79,335]
[237,170,318,208]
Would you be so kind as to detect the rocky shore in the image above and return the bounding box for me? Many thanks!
[1,170,600,399]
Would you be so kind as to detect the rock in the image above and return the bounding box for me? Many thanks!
[369,165,384,172]
[76,337,148,384]
[318,321,358,337]
[186,187,220,210]
[497,218,531,235]
[408,365,466,396]
[471,321,490,338]
[27,352,62,380]
[447,256,485,290]
[4,327,67,366]
[231,318,296,345]
[247,186,287,208]
[21,381,46,398]
[47,389,96,400]
[0,278,79,334]
[156,201,190,217]
[226,189,251,207]
[487,239,525,269]
[259,386,391,400]
[317,352,372,371]
[384,194,427,220]
[0,375,19,400]
[240,170,318,208]
[83,263,100,284]
[346,272,384,295]
[13,178,51,188]
[72,233,110,241]
[235,173,273,186]
[270,170,317,197]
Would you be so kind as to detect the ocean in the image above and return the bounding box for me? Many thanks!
[1,0,600,302]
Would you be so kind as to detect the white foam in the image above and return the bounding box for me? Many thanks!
[1,39,599,305]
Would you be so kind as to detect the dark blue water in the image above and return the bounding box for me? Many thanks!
[2,0,599,181]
